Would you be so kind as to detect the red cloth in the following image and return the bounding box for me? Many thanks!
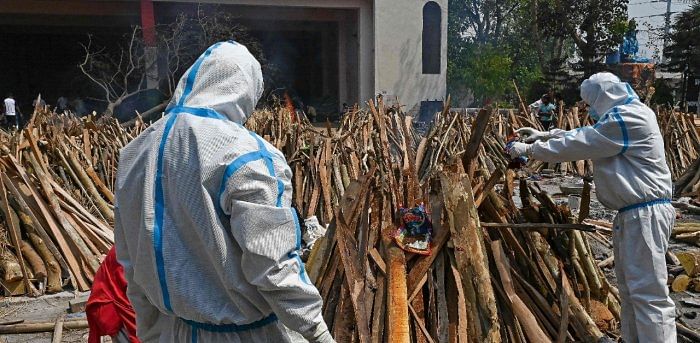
[87,247,140,343]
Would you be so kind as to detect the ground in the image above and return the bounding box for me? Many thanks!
[0,292,90,342]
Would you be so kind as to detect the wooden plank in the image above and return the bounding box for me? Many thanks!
[8,155,88,291]
[441,173,500,342]
[492,240,551,343]
[463,108,492,178]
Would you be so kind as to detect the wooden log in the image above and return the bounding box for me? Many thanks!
[19,240,46,281]
[441,173,500,342]
[532,232,605,341]
[492,240,552,343]
[0,319,88,334]
[676,251,699,277]
[677,322,700,342]
[0,175,32,294]
[370,274,386,343]
[57,146,114,222]
[672,274,691,292]
[26,153,99,285]
[675,231,700,245]
[481,222,596,232]
[463,108,492,178]
[0,249,23,282]
[28,233,62,293]
[2,173,69,275]
[573,230,603,298]
[51,314,65,343]
[386,246,410,342]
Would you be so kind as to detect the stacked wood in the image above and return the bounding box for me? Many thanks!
[0,109,146,295]
[672,223,700,247]
[670,250,700,293]
[246,100,622,342]
[659,110,700,181]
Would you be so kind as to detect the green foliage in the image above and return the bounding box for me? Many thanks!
[459,45,513,102]
[538,0,629,76]
[650,79,676,107]
[665,3,700,75]
[447,0,543,106]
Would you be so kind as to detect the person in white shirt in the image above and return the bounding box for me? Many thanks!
[4,94,18,129]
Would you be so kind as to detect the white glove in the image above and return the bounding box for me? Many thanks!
[507,142,532,159]
[515,127,550,143]
[303,216,327,249]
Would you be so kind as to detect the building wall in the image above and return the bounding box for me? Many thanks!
[158,0,374,106]
[373,0,447,113]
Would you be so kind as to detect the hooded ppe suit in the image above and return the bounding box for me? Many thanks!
[527,72,676,342]
[114,41,333,343]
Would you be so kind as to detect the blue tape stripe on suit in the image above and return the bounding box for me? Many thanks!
[176,42,224,107]
[249,133,285,207]
[191,327,198,343]
[219,151,265,200]
[218,135,285,207]
[153,113,179,312]
[168,106,228,121]
[184,314,278,333]
[289,209,310,284]
[154,101,230,312]
[612,108,629,154]
[618,198,671,213]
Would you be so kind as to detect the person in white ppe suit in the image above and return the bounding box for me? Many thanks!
[114,41,334,343]
[508,72,676,342]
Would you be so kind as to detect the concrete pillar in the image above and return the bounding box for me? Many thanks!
[141,0,158,89]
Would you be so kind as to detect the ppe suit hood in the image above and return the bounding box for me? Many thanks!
[580,72,637,120]
[167,41,263,124]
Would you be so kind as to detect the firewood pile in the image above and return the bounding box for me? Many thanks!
[246,101,623,342]
[659,110,700,181]
[669,248,700,293]
[0,110,145,295]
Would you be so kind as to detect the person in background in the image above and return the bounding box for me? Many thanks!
[32,97,46,110]
[529,93,556,130]
[115,41,334,342]
[508,72,676,342]
[56,96,69,114]
[86,247,139,343]
[4,94,18,129]
[307,105,317,123]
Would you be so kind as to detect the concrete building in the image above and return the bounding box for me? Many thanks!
[0,0,447,114]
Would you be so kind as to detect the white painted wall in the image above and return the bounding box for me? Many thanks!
[374,0,447,113]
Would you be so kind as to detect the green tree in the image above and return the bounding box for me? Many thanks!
[538,0,629,77]
[448,0,542,106]
[664,2,700,110]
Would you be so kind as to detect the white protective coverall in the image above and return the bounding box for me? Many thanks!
[114,41,333,343]
[528,73,676,342]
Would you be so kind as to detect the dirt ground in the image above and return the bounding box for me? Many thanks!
[0,292,90,342]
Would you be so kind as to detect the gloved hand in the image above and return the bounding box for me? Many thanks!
[507,142,531,159]
[515,127,550,143]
